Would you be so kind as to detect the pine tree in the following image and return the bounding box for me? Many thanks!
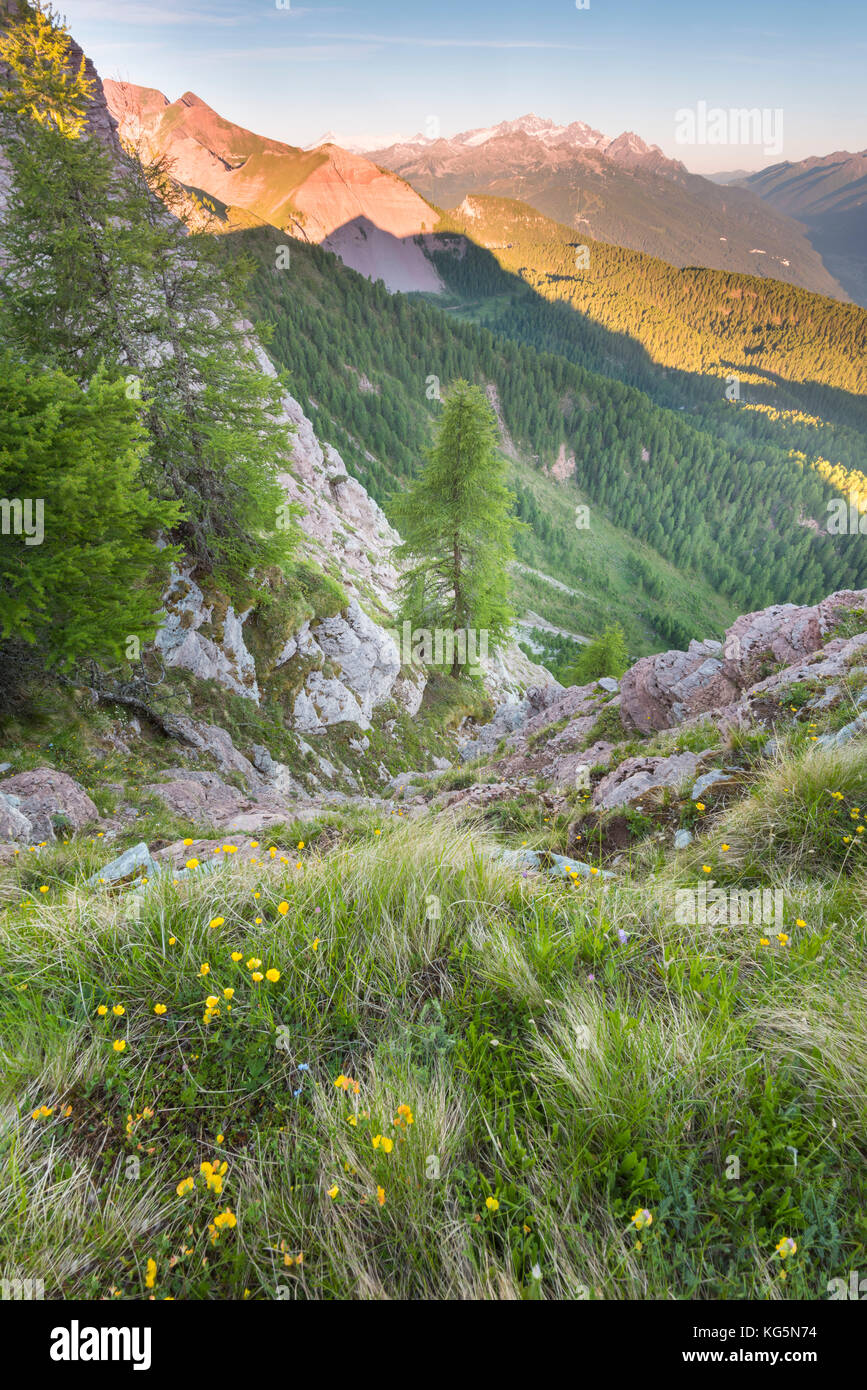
[390,380,520,677]
[0,2,297,595]
[0,354,181,669]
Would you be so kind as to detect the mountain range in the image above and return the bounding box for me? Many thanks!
[104,90,854,304]
[367,113,848,299]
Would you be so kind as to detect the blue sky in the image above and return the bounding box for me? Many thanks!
[60,0,867,172]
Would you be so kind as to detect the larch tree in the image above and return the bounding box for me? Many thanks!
[391,380,521,678]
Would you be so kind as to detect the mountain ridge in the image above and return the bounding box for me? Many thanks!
[103,79,442,291]
[367,115,848,299]
[739,149,867,305]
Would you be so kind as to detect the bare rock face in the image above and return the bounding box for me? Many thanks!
[392,670,426,717]
[745,632,867,700]
[288,599,401,732]
[0,768,99,840]
[264,358,403,616]
[0,793,33,841]
[620,590,867,732]
[722,590,867,687]
[171,719,263,786]
[620,641,739,734]
[459,682,578,762]
[145,770,268,826]
[592,751,709,811]
[249,745,308,800]
[477,645,559,708]
[314,600,401,716]
[156,569,260,703]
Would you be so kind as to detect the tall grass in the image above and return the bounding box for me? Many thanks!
[1,740,866,1299]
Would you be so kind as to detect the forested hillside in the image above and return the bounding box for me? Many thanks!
[429,198,867,422]
[238,226,867,644]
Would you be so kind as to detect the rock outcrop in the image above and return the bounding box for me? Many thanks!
[156,569,260,702]
[290,600,401,732]
[0,768,100,841]
[620,589,867,732]
[591,751,710,811]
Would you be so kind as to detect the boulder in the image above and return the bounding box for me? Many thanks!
[154,835,255,870]
[144,770,255,824]
[87,841,159,888]
[592,751,708,811]
[547,852,614,881]
[0,768,99,840]
[691,769,738,800]
[497,847,613,882]
[620,641,739,733]
[816,712,867,749]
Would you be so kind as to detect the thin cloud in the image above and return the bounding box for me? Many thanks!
[197,43,381,63]
[61,0,245,25]
[304,31,605,51]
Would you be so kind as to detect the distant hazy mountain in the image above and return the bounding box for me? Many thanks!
[367,113,848,299]
[739,151,867,306]
[103,82,442,292]
[706,170,757,185]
